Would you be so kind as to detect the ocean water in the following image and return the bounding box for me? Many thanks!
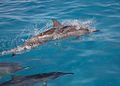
[0,0,120,86]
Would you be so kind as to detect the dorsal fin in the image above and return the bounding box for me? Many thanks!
[12,75,23,80]
[52,19,62,28]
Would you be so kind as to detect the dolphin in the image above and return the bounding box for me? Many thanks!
[0,63,29,79]
[1,19,99,56]
[0,72,74,86]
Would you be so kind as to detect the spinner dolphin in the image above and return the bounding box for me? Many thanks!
[1,19,99,56]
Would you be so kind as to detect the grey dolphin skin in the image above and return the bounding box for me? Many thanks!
[0,63,29,79]
[1,19,99,56]
[0,72,74,86]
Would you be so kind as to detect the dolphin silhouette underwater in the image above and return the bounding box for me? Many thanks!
[1,19,99,56]
[0,72,74,86]
[0,63,29,79]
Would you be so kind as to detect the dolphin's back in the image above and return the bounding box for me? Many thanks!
[36,27,56,37]
[61,26,77,33]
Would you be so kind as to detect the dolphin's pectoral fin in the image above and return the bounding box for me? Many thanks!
[22,66,30,70]
[43,81,47,86]
[52,19,62,28]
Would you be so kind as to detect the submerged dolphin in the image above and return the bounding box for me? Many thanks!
[1,19,99,56]
[0,72,74,86]
[0,63,29,79]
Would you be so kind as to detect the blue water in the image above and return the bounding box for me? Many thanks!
[0,0,120,86]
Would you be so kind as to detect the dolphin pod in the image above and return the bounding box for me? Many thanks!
[0,72,74,86]
[1,19,99,56]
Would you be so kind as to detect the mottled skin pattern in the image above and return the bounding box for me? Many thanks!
[1,19,99,56]
[52,25,95,40]
[0,72,73,86]
[23,27,56,46]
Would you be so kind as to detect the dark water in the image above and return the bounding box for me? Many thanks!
[0,0,120,86]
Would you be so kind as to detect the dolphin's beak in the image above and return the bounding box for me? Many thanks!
[23,66,30,70]
[63,73,74,75]
[93,30,100,32]
[23,67,30,69]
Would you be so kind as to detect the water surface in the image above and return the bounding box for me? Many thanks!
[0,0,120,86]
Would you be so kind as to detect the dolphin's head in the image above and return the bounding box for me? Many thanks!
[88,28,100,33]
[78,26,100,34]
[51,72,74,79]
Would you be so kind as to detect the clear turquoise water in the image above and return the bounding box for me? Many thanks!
[0,0,120,86]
